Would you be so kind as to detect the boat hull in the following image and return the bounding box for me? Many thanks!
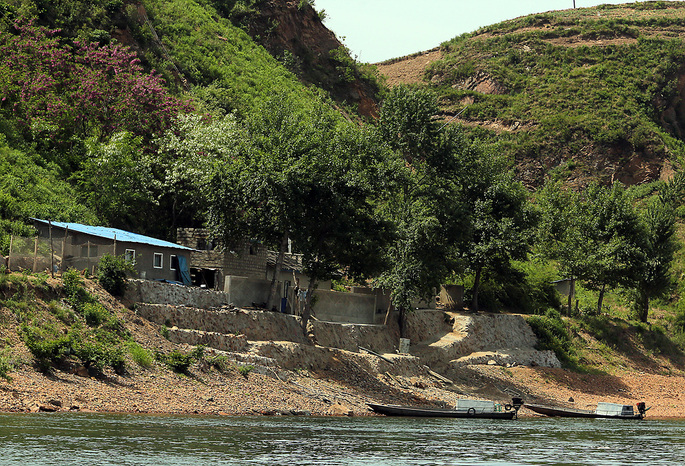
[367,403,517,419]
[525,403,644,419]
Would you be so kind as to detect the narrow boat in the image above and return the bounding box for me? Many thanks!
[367,398,523,419]
[525,401,648,419]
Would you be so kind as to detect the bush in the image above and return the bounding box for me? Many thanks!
[0,349,15,381]
[97,254,134,296]
[81,302,110,327]
[238,364,254,377]
[157,350,195,374]
[20,323,71,371]
[69,327,125,374]
[525,309,575,365]
[128,342,153,368]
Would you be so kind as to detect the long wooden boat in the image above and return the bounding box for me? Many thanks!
[367,398,523,419]
[525,401,647,419]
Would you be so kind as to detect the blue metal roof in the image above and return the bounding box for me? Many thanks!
[32,219,195,251]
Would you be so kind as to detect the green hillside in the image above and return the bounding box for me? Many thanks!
[423,1,685,187]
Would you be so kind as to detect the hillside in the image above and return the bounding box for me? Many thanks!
[1,271,683,417]
[377,1,685,188]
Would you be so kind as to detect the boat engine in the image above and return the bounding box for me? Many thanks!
[511,397,524,419]
[637,402,648,417]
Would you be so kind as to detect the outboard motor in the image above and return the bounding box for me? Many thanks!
[511,397,524,419]
[637,402,647,417]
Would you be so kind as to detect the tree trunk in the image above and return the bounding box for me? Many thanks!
[383,299,394,326]
[399,306,408,339]
[470,266,482,311]
[597,283,606,314]
[567,278,575,315]
[300,277,318,338]
[267,232,289,311]
[637,289,650,323]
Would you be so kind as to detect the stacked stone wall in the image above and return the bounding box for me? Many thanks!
[125,279,229,308]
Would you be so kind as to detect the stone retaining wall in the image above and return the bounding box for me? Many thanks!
[135,303,307,344]
[125,279,229,308]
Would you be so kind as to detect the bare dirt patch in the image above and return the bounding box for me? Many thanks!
[375,49,442,87]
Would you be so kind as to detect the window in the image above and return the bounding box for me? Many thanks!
[153,253,163,269]
[170,255,178,271]
[125,249,136,263]
[81,244,98,258]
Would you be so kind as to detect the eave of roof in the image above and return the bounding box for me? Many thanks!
[32,218,195,251]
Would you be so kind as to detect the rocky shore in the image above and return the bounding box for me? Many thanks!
[2,347,684,419]
[1,275,684,419]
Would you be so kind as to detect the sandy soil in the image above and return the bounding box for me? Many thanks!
[2,352,683,419]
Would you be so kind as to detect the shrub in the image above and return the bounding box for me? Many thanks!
[207,354,232,372]
[69,327,125,374]
[48,300,75,324]
[81,302,110,327]
[97,254,134,297]
[526,309,575,365]
[20,323,71,371]
[128,342,153,368]
[238,364,254,377]
[157,350,195,374]
[0,349,15,381]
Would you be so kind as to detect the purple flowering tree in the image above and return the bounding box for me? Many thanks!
[0,20,192,155]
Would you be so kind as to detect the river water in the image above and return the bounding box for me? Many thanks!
[0,413,683,465]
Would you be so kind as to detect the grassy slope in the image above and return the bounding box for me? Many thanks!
[425,2,685,186]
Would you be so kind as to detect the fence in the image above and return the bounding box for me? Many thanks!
[6,234,116,275]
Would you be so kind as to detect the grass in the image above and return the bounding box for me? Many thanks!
[128,342,154,369]
[426,3,685,179]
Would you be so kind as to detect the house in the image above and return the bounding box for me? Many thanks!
[176,228,268,289]
[32,219,194,283]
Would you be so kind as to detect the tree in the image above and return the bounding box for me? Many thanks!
[460,161,537,311]
[208,93,389,333]
[538,182,646,314]
[536,182,588,311]
[375,86,469,331]
[0,20,191,169]
[625,176,682,323]
[580,184,644,314]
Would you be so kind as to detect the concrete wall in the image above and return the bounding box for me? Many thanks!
[311,289,378,324]
[125,279,230,308]
[224,276,272,308]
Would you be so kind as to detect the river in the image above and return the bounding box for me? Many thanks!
[0,413,683,465]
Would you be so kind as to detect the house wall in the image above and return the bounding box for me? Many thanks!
[34,225,188,282]
[177,228,268,281]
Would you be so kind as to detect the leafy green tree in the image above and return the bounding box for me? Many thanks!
[625,177,681,322]
[208,93,389,332]
[536,182,587,311]
[460,159,537,311]
[538,182,645,314]
[375,86,469,330]
[72,132,158,231]
[580,184,644,313]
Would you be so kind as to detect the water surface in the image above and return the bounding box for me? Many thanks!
[0,413,683,465]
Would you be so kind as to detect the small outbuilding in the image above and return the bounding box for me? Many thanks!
[32,219,194,284]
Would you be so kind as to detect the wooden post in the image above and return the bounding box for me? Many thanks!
[32,236,38,272]
[8,235,13,271]
[60,227,69,272]
[49,220,54,278]
[87,241,91,273]
[113,234,117,257]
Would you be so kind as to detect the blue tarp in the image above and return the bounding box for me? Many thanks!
[177,254,192,286]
